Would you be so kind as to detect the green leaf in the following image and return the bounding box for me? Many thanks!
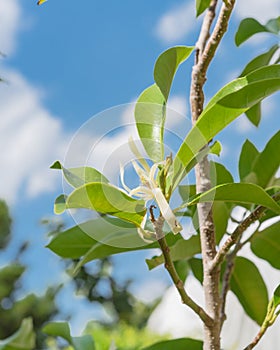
[135,84,166,162]
[0,318,35,350]
[186,183,280,214]
[77,230,180,272]
[266,17,280,34]
[210,161,234,186]
[154,46,194,100]
[66,182,146,226]
[251,221,280,269]
[245,130,280,188]
[174,260,190,282]
[42,322,72,344]
[230,257,268,325]
[178,184,196,202]
[50,161,109,188]
[146,235,201,270]
[173,65,280,188]
[142,338,203,350]
[184,141,223,176]
[235,18,270,46]
[212,201,230,243]
[273,284,280,307]
[189,258,203,284]
[245,103,261,127]
[47,218,180,270]
[239,139,259,181]
[196,0,211,17]
[240,45,279,77]
[42,322,95,350]
[54,194,67,215]
[47,220,98,259]
[239,45,279,126]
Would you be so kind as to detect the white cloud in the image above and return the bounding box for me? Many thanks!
[0,68,68,203]
[155,1,197,43]
[131,278,167,304]
[0,0,21,55]
[148,276,203,338]
[235,0,280,21]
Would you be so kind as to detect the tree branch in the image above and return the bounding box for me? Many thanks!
[152,214,213,326]
[190,1,236,348]
[210,191,280,271]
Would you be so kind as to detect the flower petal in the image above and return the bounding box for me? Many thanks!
[152,188,182,234]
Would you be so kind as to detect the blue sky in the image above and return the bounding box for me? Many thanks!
[0,0,280,334]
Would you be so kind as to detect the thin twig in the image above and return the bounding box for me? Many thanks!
[196,0,218,59]
[219,235,242,329]
[211,191,280,271]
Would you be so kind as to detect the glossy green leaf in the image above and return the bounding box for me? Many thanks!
[47,218,180,270]
[245,103,261,127]
[78,230,180,272]
[154,46,194,100]
[146,235,201,270]
[239,139,259,181]
[239,45,279,126]
[66,182,146,226]
[0,318,35,350]
[186,183,280,214]
[240,45,279,77]
[54,194,67,215]
[230,257,268,325]
[142,338,203,350]
[245,130,280,188]
[235,18,270,46]
[196,0,211,17]
[47,220,98,259]
[210,161,234,186]
[135,84,166,162]
[184,141,222,176]
[251,221,280,269]
[178,184,196,202]
[173,65,280,188]
[42,322,95,350]
[50,161,109,188]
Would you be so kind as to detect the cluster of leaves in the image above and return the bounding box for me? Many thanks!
[45,17,280,349]
[0,200,60,349]
[69,258,159,330]
[32,0,280,348]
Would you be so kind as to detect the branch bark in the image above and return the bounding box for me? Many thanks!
[190,1,236,349]
[152,214,213,326]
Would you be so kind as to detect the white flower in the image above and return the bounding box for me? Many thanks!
[120,159,182,238]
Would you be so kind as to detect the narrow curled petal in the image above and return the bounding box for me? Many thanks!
[132,160,149,184]
[153,188,182,234]
[130,186,153,201]
[120,163,131,193]
[128,137,150,172]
